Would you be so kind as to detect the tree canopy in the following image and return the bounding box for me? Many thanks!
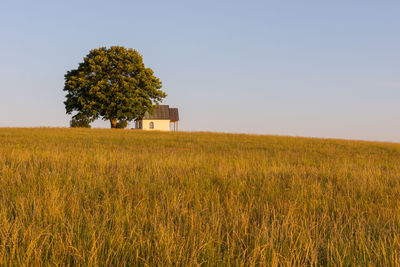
[64,46,166,128]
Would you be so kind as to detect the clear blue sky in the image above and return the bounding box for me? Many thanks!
[0,1,399,142]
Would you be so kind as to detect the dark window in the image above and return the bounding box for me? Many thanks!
[149,122,154,129]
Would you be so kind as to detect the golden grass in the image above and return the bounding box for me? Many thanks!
[0,128,399,265]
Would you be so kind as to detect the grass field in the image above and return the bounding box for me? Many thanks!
[0,128,399,265]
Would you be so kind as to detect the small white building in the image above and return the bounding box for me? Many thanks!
[135,105,179,131]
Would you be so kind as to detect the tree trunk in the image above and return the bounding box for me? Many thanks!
[110,119,118,128]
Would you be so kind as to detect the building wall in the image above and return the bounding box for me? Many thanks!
[139,119,171,131]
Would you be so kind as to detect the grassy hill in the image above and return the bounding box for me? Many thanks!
[0,128,399,265]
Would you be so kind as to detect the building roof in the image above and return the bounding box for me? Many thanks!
[142,105,179,121]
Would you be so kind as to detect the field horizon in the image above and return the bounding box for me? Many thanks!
[2,127,398,145]
[0,128,399,265]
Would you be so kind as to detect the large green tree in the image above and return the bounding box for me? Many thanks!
[64,46,166,128]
